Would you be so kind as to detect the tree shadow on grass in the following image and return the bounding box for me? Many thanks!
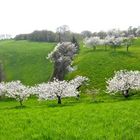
[14,105,28,109]
[83,48,110,54]
[89,100,105,104]
[47,104,74,108]
[44,97,83,108]
[88,91,140,104]
[109,50,135,58]
[0,97,15,102]
[47,101,79,108]
[0,105,29,110]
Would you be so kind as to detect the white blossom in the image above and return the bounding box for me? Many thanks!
[106,70,140,97]
[0,75,89,105]
[69,76,89,89]
[34,76,88,104]
[5,81,30,105]
[84,37,100,49]
[0,82,6,96]
[47,42,79,80]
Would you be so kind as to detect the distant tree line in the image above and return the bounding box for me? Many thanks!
[14,30,83,42]
[81,26,140,39]
[14,25,83,42]
[0,34,13,40]
[14,25,140,42]
[15,30,58,42]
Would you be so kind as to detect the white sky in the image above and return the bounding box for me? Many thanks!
[0,0,140,35]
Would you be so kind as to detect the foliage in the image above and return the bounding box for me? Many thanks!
[81,30,92,38]
[34,76,88,104]
[84,35,135,51]
[0,76,88,104]
[14,28,82,43]
[47,42,79,80]
[66,38,140,90]
[15,30,57,42]
[3,81,30,106]
[106,70,140,97]
[0,62,5,82]
[36,79,78,104]
[69,76,89,89]
[1,39,140,91]
[84,36,100,50]
[0,82,5,96]
[136,26,140,36]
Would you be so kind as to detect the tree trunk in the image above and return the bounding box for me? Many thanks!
[58,32,61,42]
[76,85,81,98]
[122,90,129,98]
[114,46,116,52]
[77,94,80,98]
[50,62,65,81]
[57,96,61,104]
[19,100,23,106]
[105,45,107,51]
[93,46,96,51]
[0,64,2,82]
[126,46,129,52]
[0,63,4,82]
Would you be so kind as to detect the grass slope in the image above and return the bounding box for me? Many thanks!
[0,40,55,85]
[66,39,140,90]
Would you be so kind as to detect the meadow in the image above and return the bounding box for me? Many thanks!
[0,39,140,139]
[0,98,140,140]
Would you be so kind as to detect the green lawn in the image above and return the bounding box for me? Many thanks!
[0,98,140,140]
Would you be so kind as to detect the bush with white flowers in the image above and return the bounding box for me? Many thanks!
[106,70,140,97]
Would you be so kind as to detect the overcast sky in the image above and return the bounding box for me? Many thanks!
[0,0,140,35]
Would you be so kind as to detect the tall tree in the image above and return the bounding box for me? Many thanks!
[81,30,92,38]
[56,25,70,42]
[0,63,4,82]
[47,42,79,80]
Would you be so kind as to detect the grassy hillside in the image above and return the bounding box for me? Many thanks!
[0,40,55,85]
[1,39,140,90]
[66,39,140,90]
[1,39,140,140]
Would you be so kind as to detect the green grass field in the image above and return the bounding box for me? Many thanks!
[0,39,140,139]
[0,98,140,140]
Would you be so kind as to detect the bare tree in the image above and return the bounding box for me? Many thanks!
[56,25,70,42]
